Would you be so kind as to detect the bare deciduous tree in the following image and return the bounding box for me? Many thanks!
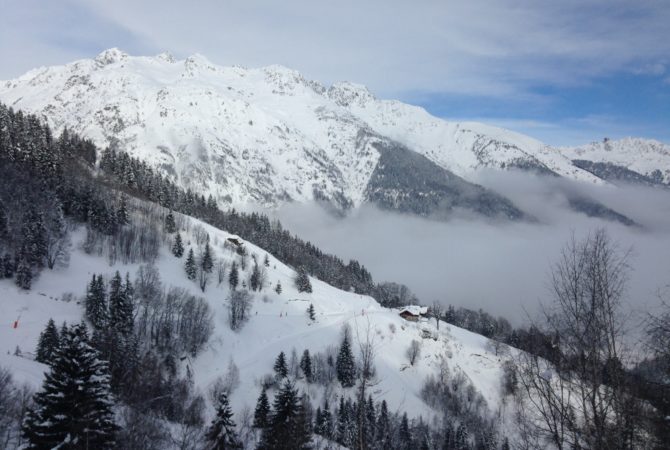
[645,288,670,369]
[516,228,646,450]
[406,340,421,366]
[0,367,33,450]
[228,289,253,331]
[431,301,443,330]
[354,318,379,450]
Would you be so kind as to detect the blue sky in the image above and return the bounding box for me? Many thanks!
[1,0,668,146]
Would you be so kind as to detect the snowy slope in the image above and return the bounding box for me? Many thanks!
[0,48,611,215]
[0,204,515,434]
[561,137,670,184]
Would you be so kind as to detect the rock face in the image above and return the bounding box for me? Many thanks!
[1,49,663,222]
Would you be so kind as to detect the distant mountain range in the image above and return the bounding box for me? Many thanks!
[2,48,668,223]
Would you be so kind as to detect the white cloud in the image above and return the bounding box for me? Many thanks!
[273,176,670,325]
[2,0,669,100]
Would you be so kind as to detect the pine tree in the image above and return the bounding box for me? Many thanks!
[399,413,412,450]
[228,261,239,290]
[307,303,316,321]
[205,392,242,450]
[116,196,129,226]
[259,380,310,450]
[21,208,47,268]
[85,274,107,330]
[22,322,118,449]
[455,424,469,450]
[253,388,271,429]
[35,319,60,365]
[376,400,390,448]
[264,254,270,267]
[501,437,510,450]
[14,256,32,290]
[442,422,455,450]
[0,201,7,241]
[59,322,69,341]
[185,248,197,280]
[274,351,288,379]
[294,267,312,293]
[164,210,176,233]
[336,396,354,447]
[315,398,332,438]
[250,261,261,291]
[275,280,282,295]
[314,407,322,435]
[172,232,184,257]
[365,395,376,447]
[300,349,312,382]
[2,252,14,278]
[202,242,214,273]
[336,332,356,388]
[108,271,133,335]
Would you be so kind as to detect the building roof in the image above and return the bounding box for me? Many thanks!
[399,305,428,316]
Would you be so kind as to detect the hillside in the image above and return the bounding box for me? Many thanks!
[0,201,518,448]
[0,102,520,449]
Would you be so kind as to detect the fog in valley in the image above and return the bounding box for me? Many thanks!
[274,173,670,326]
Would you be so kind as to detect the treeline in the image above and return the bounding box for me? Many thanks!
[440,305,561,364]
[0,103,133,289]
[0,100,424,308]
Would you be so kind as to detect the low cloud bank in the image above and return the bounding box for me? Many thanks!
[273,173,670,326]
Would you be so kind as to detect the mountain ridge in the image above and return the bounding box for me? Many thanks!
[1,48,666,223]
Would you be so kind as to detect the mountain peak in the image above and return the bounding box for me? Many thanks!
[328,81,375,107]
[2,49,665,218]
[94,47,129,66]
[155,51,176,63]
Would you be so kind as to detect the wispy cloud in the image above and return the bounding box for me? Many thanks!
[1,0,668,145]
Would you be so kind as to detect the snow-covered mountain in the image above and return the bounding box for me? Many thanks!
[0,48,665,222]
[561,137,670,186]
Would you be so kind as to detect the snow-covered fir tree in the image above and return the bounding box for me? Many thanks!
[108,271,133,335]
[172,232,184,257]
[336,331,356,388]
[253,388,271,430]
[35,318,60,365]
[85,274,107,330]
[399,412,412,450]
[185,248,197,281]
[249,260,261,291]
[14,256,32,290]
[376,399,391,448]
[201,242,214,274]
[258,380,310,450]
[228,261,239,290]
[294,267,312,293]
[116,196,129,226]
[164,210,176,233]
[22,322,118,449]
[300,349,312,382]
[314,397,332,438]
[274,351,288,379]
[204,392,242,450]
